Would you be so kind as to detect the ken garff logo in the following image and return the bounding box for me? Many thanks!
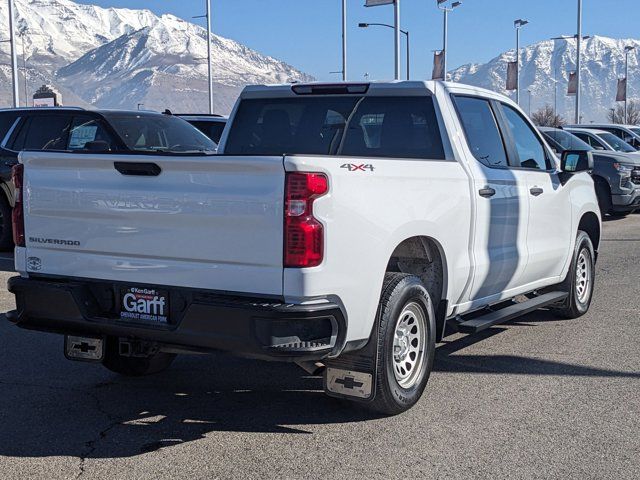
[27,257,42,271]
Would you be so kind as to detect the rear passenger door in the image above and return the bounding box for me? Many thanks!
[497,103,572,285]
[452,95,530,302]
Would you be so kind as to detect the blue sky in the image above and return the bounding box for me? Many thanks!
[88,0,639,81]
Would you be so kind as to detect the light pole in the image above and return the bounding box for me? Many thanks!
[17,26,28,107]
[8,0,19,108]
[193,1,214,114]
[359,23,410,80]
[514,18,529,106]
[527,88,532,116]
[551,77,558,118]
[575,0,582,123]
[624,45,635,124]
[394,0,400,80]
[342,0,347,81]
[437,0,462,82]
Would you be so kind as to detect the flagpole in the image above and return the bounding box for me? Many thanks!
[206,0,213,115]
[8,0,20,108]
[342,0,347,81]
[394,0,401,80]
[575,0,582,123]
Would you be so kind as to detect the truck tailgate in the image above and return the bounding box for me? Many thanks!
[20,152,285,296]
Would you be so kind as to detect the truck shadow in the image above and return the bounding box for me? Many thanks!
[1,322,638,461]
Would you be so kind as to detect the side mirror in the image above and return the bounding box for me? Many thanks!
[561,150,593,173]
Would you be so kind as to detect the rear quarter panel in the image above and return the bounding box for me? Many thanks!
[283,155,472,342]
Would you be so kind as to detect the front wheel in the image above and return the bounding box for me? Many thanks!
[367,273,436,415]
[552,230,595,319]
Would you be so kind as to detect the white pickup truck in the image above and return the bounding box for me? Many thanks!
[8,81,601,415]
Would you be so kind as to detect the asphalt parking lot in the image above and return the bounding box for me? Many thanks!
[0,216,638,480]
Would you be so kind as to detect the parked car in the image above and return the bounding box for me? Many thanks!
[540,127,640,216]
[565,127,639,155]
[176,114,227,145]
[566,123,640,150]
[8,82,600,415]
[0,107,216,250]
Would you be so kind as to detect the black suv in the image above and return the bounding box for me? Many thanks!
[0,107,216,250]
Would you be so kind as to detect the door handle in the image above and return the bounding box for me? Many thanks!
[479,187,496,198]
[114,162,161,177]
[530,187,544,196]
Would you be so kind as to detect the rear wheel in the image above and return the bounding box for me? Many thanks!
[552,230,595,319]
[367,273,435,415]
[103,337,176,376]
[0,195,13,251]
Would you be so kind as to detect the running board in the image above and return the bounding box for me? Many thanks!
[455,292,569,334]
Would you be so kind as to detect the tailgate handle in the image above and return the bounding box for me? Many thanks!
[114,162,161,177]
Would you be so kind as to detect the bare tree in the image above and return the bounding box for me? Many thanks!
[608,100,640,125]
[531,104,566,127]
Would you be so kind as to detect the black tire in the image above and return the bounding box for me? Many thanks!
[367,272,436,416]
[594,179,612,217]
[103,337,176,376]
[0,195,13,251]
[551,230,595,319]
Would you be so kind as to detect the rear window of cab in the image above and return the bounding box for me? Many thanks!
[224,96,445,160]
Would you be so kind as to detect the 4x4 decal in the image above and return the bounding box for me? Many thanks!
[340,163,375,172]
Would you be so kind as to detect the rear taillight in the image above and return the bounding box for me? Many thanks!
[12,164,25,247]
[284,172,328,268]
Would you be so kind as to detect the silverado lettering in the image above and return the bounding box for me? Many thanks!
[29,237,81,246]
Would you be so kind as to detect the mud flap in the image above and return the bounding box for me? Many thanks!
[323,323,380,403]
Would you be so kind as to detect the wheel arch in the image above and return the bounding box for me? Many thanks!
[578,211,601,254]
[384,235,449,340]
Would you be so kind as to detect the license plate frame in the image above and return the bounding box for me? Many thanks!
[119,286,170,325]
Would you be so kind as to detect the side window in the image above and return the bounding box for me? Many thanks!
[0,113,19,145]
[572,132,590,145]
[452,95,508,167]
[9,117,30,151]
[588,135,606,150]
[22,115,72,151]
[67,116,115,150]
[190,121,225,144]
[500,104,551,170]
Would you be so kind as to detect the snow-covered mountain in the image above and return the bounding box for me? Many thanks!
[0,0,312,113]
[450,35,640,123]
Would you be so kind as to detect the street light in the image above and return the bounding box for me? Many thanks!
[358,22,410,80]
[527,88,532,116]
[342,0,347,81]
[193,0,214,114]
[7,0,19,107]
[624,45,635,124]
[576,0,583,124]
[437,0,462,82]
[514,18,529,106]
[17,26,28,107]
